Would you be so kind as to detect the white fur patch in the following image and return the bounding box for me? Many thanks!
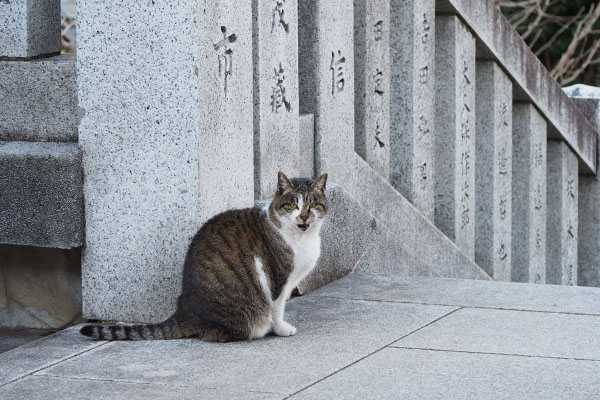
[254,256,272,303]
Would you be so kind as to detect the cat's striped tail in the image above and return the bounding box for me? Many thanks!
[79,315,184,340]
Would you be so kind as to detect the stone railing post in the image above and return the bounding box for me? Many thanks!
[512,102,547,284]
[546,141,578,285]
[434,15,476,260]
[475,61,513,281]
[253,0,300,198]
[354,0,390,179]
[390,0,435,220]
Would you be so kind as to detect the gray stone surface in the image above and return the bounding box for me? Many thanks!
[475,61,513,281]
[298,0,354,183]
[0,141,83,248]
[563,84,600,287]
[37,297,455,394]
[354,0,390,179]
[437,0,597,174]
[546,141,578,285]
[0,328,56,354]
[297,184,378,294]
[253,0,300,199]
[4,275,600,399]
[297,113,314,177]
[0,326,105,386]
[0,245,81,329]
[312,273,600,315]
[0,0,61,58]
[292,347,600,400]
[0,375,283,400]
[512,102,547,283]
[390,0,435,220]
[434,15,476,260]
[0,55,78,142]
[78,2,255,322]
[396,307,600,360]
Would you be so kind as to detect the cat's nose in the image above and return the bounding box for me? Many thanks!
[300,213,309,221]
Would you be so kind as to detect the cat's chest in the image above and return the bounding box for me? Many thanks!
[282,231,321,272]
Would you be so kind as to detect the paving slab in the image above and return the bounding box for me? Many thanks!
[290,347,600,399]
[0,327,106,386]
[394,307,600,360]
[34,296,455,395]
[312,273,600,315]
[0,375,282,400]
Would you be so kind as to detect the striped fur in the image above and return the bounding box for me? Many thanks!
[80,172,328,342]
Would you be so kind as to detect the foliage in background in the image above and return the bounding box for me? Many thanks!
[61,0,76,54]
[496,0,600,86]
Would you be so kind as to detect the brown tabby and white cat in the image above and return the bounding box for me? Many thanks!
[80,172,328,342]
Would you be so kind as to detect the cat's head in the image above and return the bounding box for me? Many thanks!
[271,172,328,233]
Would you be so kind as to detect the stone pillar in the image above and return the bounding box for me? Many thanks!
[0,0,60,58]
[434,16,476,259]
[474,61,513,281]
[563,84,600,287]
[253,0,300,198]
[354,0,390,179]
[511,102,547,284]
[79,1,254,322]
[390,0,435,220]
[546,141,578,285]
[298,0,354,181]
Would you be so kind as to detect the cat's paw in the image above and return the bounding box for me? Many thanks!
[273,321,297,337]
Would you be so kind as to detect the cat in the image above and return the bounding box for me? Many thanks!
[80,172,328,342]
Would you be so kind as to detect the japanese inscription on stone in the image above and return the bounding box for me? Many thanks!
[271,0,289,33]
[330,50,346,96]
[270,63,291,113]
[214,26,237,96]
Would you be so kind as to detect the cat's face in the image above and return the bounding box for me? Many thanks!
[272,172,328,233]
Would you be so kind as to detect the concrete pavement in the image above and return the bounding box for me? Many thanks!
[1,273,599,399]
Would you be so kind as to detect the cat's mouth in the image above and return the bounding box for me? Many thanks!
[298,223,310,231]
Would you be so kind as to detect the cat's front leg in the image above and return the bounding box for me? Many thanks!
[271,293,296,337]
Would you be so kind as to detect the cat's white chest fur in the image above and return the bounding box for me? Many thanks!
[283,224,322,276]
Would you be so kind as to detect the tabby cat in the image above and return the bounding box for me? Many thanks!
[80,172,328,342]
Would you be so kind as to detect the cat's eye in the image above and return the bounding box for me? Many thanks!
[309,202,317,208]
[289,203,298,209]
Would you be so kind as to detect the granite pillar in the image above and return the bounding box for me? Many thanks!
[475,61,513,281]
[298,0,354,182]
[390,0,435,219]
[546,141,578,285]
[253,0,300,198]
[354,0,390,179]
[79,1,254,322]
[563,84,600,287]
[511,102,547,284]
[434,15,476,259]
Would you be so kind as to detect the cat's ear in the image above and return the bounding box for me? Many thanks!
[311,173,328,192]
[277,171,295,194]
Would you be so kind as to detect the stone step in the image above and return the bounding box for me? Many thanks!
[0,141,83,249]
[0,55,78,142]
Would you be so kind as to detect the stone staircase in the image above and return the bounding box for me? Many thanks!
[1,0,600,328]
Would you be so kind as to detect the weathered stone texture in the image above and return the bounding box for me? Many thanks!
[475,61,512,281]
[546,141,578,285]
[512,102,547,284]
[0,55,78,142]
[0,0,61,58]
[253,0,300,199]
[79,1,254,322]
[298,113,314,178]
[434,15,476,260]
[0,141,83,248]
[390,0,435,220]
[354,0,390,179]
